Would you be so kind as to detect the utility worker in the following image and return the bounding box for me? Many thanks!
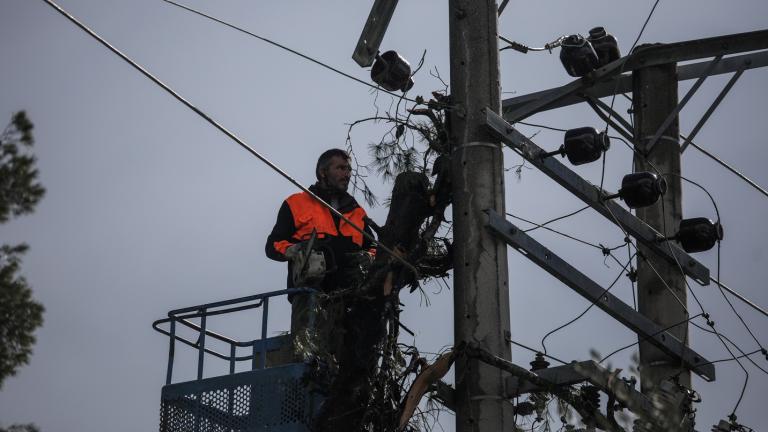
[265,148,376,364]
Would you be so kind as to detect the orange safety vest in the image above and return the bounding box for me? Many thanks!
[272,192,369,255]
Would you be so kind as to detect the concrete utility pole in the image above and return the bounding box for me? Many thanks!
[632,61,692,394]
[449,1,513,431]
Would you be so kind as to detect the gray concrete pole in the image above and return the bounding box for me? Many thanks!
[449,1,514,431]
[632,62,692,395]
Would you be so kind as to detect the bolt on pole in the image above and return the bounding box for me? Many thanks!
[449,1,514,431]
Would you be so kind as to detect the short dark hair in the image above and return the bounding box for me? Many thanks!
[315,148,350,181]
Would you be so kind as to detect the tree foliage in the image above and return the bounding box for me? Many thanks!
[0,424,40,432]
[0,111,45,388]
[0,244,44,388]
[0,111,44,223]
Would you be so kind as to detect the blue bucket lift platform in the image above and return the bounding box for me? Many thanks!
[153,289,321,432]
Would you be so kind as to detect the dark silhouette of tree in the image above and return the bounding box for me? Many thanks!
[0,423,40,432]
[0,111,45,388]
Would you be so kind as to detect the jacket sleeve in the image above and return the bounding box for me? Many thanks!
[265,201,297,262]
[362,215,377,257]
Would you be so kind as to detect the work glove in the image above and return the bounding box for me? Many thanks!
[284,242,305,261]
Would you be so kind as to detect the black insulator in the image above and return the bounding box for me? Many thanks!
[580,385,601,410]
[371,50,414,92]
[513,401,535,416]
[587,27,621,67]
[559,34,599,77]
[606,172,666,209]
[530,353,550,371]
[562,127,610,165]
[673,218,724,253]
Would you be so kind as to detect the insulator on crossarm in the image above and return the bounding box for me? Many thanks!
[604,172,667,209]
[540,127,610,166]
[560,34,599,77]
[529,352,550,371]
[371,50,414,92]
[659,217,724,253]
[587,27,621,66]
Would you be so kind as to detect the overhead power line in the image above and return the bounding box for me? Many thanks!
[603,0,662,132]
[40,0,419,277]
[684,137,768,199]
[712,277,768,320]
[161,0,422,104]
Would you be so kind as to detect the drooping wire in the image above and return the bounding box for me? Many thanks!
[499,35,566,54]
[610,132,768,321]
[540,253,635,354]
[40,0,420,276]
[506,212,603,250]
[523,206,591,234]
[598,313,702,364]
[666,173,766,352]
[612,124,753,415]
[507,211,628,268]
[701,349,764,367]
[648,173,750,416]
[690,322,768,376]
[160,0,425,104]
[509,339,569,366]
[517,116,758,407]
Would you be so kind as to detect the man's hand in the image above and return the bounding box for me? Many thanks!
[284,243,303,260]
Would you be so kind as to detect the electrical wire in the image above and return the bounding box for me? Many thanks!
[701,349,764,367]
[540,253,635,354]
[598,313,702,364]
[683,137,768,200]
[666,173,766,352]
[517,121,568,132]
[690,322,768,376]
[607,123,768,360]
[603,0,662,133]
[40,0,420,277]
[509,5,760,417]
[523,206,591,234]
[653,185,750,416]
[507,211,628,271]
[515,114,757,414]
[506,212,603,251]
[590,43,763,407]
[160,0,424,104]
[499,35,565,54]
[711,277,768,320]
[509,339,569,366]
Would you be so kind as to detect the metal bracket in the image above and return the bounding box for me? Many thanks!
[485,109,710,285]
[680,66,746,153]
[486,210,715,381]
[584,96,636,145]
[641,55,722,153]
[352,0,400,67]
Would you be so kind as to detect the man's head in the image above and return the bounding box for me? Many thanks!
[316,148,352,192]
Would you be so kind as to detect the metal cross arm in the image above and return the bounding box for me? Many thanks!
[505,360,655,420]
[484,109,710,285]
[486,210,716,381]
[501,30,768,121]
[352,0,399,67]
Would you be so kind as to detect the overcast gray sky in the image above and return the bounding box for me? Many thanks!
[1,1,767,431]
